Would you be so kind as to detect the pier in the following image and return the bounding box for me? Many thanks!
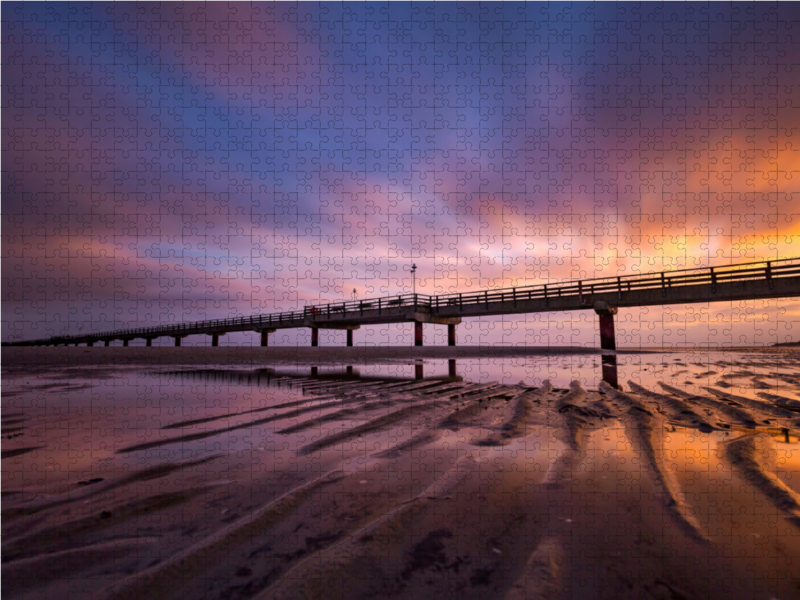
[7,259,800,359]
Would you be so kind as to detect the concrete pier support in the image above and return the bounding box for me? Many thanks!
[122,339,129,347]
[173,336,185,347]
[596,312,617,350]
[347,329,353,347]
[145,338,153,347]
[311,328,319,347]
[414,322,423,347]
[87,341,94,347]
[209,332,225,347]
[257,329,276,347]
[104,340,110,347]
[594,301,619,388]
[448,323,456,346]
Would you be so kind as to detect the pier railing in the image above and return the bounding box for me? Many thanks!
[431,257,800,309]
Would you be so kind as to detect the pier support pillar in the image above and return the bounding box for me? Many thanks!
[594,302,619,389]
[448,323,456,346]
[104,340,110,347]
[209,332,225,347]
[414,321,423,347]
[311,328,319,347]
[122,339,129,347]
[87,341,94,347]
[145,338,153,347]
[594,303,617,351]
[415,362,424,380]
[173,336,185,347]
[257,329,276,347]
[347,329,353,347]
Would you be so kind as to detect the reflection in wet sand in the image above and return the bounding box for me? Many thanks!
[601,353,619,388]
[2,349,800,599]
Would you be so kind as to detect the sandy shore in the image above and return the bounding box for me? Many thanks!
[3,349,800,599]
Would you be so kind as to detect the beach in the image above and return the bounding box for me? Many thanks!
[2,346,800,599]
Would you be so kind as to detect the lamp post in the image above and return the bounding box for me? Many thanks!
[411,263,417,296]
[352,288,357,301]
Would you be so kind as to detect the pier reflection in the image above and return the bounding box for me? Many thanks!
[156,363,462,389]
[601,354,619,389]
[156,355,622,390]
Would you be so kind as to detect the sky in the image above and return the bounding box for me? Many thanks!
[3,2,800,347]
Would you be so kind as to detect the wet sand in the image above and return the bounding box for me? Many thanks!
[2,348,800,599]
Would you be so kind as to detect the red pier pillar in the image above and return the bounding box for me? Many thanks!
[594,302,619,389]
[414,322,423,347]
[598,312,616,350]
[448,323,456,346]
[258,329,275,347]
